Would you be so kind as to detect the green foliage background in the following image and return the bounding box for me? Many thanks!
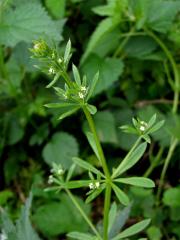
[0,0,180,239]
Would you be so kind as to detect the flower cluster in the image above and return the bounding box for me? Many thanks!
[48,163,64,184]
[139,121,148,132]
[30,39,71,86]
[89,182,100,190]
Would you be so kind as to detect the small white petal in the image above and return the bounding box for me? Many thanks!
[89,183,94,189]
[81,86,86,91]
[140,126,145,131]
[34,43,40,50]
[48,175,54,184]
[79,92,84,99]
[95,182,100,188]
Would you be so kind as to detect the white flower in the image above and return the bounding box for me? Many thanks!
[89,183,94,189]
[140,125,146,132]
[95,182,100,189]
[49,67,55,75]
[79,92,84,99]
[48,175,54,184]
[89,182,100,190]
[140,121,148,127]
[80,86,87,91]
[34,43,40,50]
[58,58,63,64]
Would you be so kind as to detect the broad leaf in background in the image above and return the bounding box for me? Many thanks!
[163,187,180,208]
[81,0,128,62]
[45,0,66,19]
[130,0,180,33]
[1,193,41,240]
[147,226,162,240]
[0,1,64,46]
[80,18,119,64]
[83,111,118,144]
[42,132,79,169]
[114,108,137,151]
[84,111,118,144]
[33,194,90,236]
[6,116,24,145]
[124,36,157,58]
[147,0,180,33]
[129,0,151,29]
[82,55,124,96]
[108,202,131,239]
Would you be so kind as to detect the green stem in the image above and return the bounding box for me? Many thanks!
[144,146,163,178]
[156,138,178,203]
[144,28,180,204]
[144,28,180,114]
[61,71,73,88]
[83,106,111,240]
[113,27,135,58]
[66,189,102,240]
[112,137,142,179]
[83,106,110,178]
[103,183,111,240]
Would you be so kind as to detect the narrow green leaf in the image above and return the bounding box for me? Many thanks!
[142,134,151,144]
[44,103,77,108]
[46,72,61,88]
[112,219,151,240]
[115,142,147,176]
[87,71,99,100]
[72,64,81,86]
[64,39,71,63]
[58,107,79,120]
[67,231,95,240]
[86,132,100,160]
[147,120,165,134]
[109,204,132,239]
[85,184,105,204]
[86,104,97,115]
[72,157,104,177]
[114,177,155,188]
[66,163,76,181]
[119,125,138,135]
[63,180,93,189]
[132,118,138,128]
[147,114,157,129]
[112,184,130,206]
[108,202,117,233]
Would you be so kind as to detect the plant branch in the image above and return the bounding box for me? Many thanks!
[66,189,102,239]
[144,146,163,178]
[156,138,178,203]
[144,28,180,114]
[83,106,111,240]
[112,136,142,179]
[83,106,110,178]
[113,27,135,58]
[103,183,111,240]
